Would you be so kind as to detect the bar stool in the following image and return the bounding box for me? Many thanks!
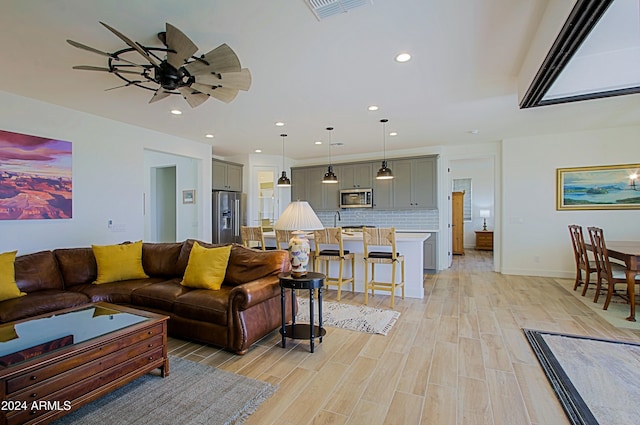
[313,227,355,301]
[362,227,405,308]
[241,226,275,250]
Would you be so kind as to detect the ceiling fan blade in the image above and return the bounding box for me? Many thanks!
[73,65,141,75]
[67,39,112,57]
[100,21,161,68]
[195,68,251,91]
[165,23,198,69]
[105,81,142,91]
[149,89,172,104]
[178,87,209,108]
[183,43,241,76]
[67,39,147,68]
[191,83,239,103]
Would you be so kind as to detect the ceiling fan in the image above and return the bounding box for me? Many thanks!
[67,22,251,107]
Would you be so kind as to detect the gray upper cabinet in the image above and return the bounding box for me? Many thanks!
[212,159,243,192]
[291,166,340,211]
[339,163,373,189]
[391,156,437,209]
[293,155,437,211]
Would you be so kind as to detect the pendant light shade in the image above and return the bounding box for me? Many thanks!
[376,119,394,180]
[277,133,291,187]
[322,127,338,184]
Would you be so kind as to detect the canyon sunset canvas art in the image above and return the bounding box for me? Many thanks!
[0,129,72,220]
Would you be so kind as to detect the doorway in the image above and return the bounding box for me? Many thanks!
[150,166,177,242]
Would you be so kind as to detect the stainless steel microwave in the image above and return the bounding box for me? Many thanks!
[339,188,373,208]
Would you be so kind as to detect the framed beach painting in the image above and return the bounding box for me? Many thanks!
[557,163,640,210]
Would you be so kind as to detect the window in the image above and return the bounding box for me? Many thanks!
[453,178,472,222]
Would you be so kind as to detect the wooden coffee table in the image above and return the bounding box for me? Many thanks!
[0,302,168,425]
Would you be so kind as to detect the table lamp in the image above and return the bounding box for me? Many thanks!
[479,209,491,231]
[275,201,324,277]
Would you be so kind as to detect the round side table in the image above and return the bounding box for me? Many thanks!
[278,272,326,353]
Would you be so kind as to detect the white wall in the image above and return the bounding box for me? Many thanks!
[501,125,640,277]
[143,150,201,242]
[0,91,212,255]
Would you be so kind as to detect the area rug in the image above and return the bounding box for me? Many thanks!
[524,328,640,425]
[296,297,400,335]
[556,278,640,330]
[52,356,277,425]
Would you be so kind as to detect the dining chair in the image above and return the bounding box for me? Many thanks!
[362,227,405,308]
[241,226,276,251]
[587,226,640,309]
[568,224,597,296]
[313,227,355,301]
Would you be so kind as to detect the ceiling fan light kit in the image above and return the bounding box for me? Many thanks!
[68,22,251,108]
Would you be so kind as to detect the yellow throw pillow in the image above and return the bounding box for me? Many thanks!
[181,243,231,290]
[0,250,26,302]
[92,241,149,284]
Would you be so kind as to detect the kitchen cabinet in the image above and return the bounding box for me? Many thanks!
[391,156,437,209]
[292,155,437,211]
[452,191,465,255]
[291,166,339,211]
[423,233,437,270]
[339,162,373,189]
[212,159,243,191]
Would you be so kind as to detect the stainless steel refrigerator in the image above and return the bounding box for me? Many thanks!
[212,191,245,244]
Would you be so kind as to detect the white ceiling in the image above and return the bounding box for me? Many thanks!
[1,0,638,161]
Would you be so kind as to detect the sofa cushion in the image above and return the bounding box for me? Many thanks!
[15,251,65,293]
[1,250,25,301]
[173,287,232,326]
[0,290,90,323]
[92,241,149,284]
[53,248,97,288]
[225,244,290,285]
[70,278,162,304]
[181,243,231,290]
[131,279,191,311]
[176,239,224,276]
[142,242,183,277]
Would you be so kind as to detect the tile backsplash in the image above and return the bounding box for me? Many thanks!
[316,209,439,230]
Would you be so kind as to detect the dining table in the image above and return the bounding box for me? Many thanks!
[604,241,640,321]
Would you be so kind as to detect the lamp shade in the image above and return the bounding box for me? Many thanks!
[275,201,324,277]
[479,209,491,218]
[275,201,324,231]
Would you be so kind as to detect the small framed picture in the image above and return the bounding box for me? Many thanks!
[182,189,195,204]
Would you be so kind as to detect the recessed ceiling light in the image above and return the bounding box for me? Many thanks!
[255,149,262,153]
[275,122,285,127]
[368,105,379,111]
[315,141,322,145]
[469,129,480,135]
[395,53,411,63]
[170,109,182,115]
[205,134,214,138]
[389,132,398,136]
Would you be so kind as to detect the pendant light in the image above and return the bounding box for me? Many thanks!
[376,119,394,180]
[322,126,338,184]
[277,133,291,187]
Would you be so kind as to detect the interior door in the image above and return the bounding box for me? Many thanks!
[452,191,465,255]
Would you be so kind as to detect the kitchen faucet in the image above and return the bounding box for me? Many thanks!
[334,210,341,227]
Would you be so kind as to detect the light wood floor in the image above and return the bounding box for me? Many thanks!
[168,250,640,425]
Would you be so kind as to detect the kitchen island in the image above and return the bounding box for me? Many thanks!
[264,231,431,299]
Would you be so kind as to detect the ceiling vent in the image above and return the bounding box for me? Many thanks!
[305,0,372,20]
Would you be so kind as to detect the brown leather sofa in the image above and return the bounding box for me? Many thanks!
[0,240,293,354]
